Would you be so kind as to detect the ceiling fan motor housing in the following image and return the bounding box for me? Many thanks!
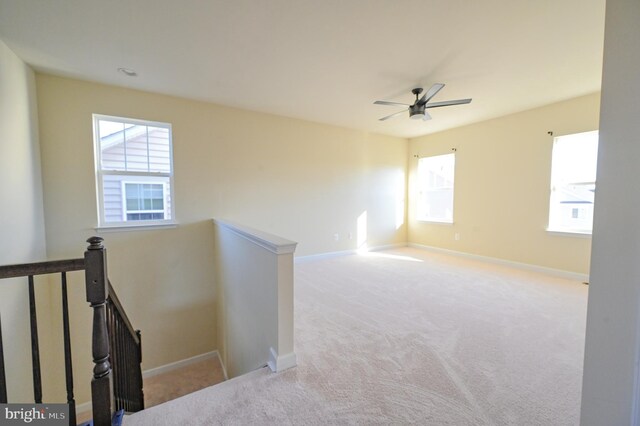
[410,103,426,119]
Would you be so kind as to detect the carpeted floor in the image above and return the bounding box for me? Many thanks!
[77,357,226,424]
[142,357,227,409]
[124,247,588,425]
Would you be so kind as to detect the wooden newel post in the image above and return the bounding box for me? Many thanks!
[85,236,113,426]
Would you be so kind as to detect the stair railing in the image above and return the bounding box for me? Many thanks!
[107,280,144,412]
[0,237,143,426]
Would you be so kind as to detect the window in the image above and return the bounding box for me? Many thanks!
[124,183,166,221]
[548,130,598,234]
[417,153,455,223]
[93,115,175,228]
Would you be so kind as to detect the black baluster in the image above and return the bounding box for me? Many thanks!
[119,315,125,411]
[28,275,42,403]
[61,272,76,426]
[115,314,122,411]
[124,321,130,411]
[108,305,115,411]
[136,330,144,410]
[118,321,124,411]
[129,333,133,408]
[106,303,115,410]
[0,314,7,403]
[121,323,126,411]
[127,332,132,411]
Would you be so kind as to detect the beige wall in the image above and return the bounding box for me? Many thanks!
[0,40,49,402]
[408,93,600,275]
[35,74,407,403]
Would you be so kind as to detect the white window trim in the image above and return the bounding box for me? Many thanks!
[417,218,455,225]
[96,223,178,233]
[546,229,592,238]
[93,114,176,230]
[546,224,594,236]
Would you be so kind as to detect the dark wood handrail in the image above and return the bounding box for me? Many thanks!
[107,281,140,346]
[0,258,85,279]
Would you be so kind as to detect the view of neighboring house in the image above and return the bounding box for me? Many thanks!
[556,184,595,232]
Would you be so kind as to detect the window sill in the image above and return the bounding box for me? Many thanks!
[546,229,592,238]
[417,219,454,225]
[95,222,178,233]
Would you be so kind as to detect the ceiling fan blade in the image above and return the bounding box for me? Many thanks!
[425,98,472,108]
[379,109,408,121]
[418,83,445,105]
[422,111,432,121]
[374,100,410,107]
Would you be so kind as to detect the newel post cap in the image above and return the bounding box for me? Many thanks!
[87,236,104,250]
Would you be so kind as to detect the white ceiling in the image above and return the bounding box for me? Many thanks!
[0,0,606,138]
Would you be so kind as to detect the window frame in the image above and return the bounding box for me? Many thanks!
[546,130,598,236]
[416,153,456,224]
[93,114,176,230]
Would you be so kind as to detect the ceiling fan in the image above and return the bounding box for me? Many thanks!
[374,83,472,121]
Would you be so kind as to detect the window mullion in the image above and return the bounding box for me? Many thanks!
[146,126,150,172]
[123,123,128,171]
[101,170,171,178]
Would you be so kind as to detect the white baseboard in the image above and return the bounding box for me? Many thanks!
[142,350,219,379]
[408,243,589,282]
[76,350,224,416]
[295,249,356,263]
[295,243,407,263]
[267,347,297,373]
[217,351,229,381]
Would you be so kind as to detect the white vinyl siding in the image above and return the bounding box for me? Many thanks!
[94,115,175,228]
[100,125,171,173]
[103,175,124,223]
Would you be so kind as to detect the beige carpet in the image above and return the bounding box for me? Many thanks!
[142,357,227,409]
[124,247,587,425]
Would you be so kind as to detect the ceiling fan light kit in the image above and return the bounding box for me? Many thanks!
[374,83,471,122]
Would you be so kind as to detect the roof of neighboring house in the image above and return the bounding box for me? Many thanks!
[557,184,595,204]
